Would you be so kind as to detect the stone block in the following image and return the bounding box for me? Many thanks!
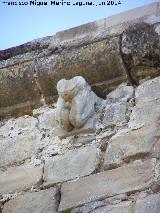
[104,126,158,168]
[1,3,160,119]
[35,107,57,130]
[0,166,43,194]
[43,145,100,184]
[128,99,160,129]
[36,37,126,105]
[0,116,41,167]
[0,134,41,167]
[92,201,133,213]
[103,102,127,127]
[2,188,59,213]
[135,193,160,213]
[49,3,158,48]
[59,160,154,211]
[106,84,134,103]
[122,24,160,84]
[71,195,129,213]
[0,60,42,118]
[135,77,160,104]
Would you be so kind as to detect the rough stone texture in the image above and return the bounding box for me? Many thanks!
[43,145,100,184]
[36,37,126,105]
[104,125,159,168]
[33,106,57,130]
[135,76,160,104]
[0,116,41,167]
[0,3,160,118]
[128,100,160,129]
[2,188,59,213]
[49,2,158,48]
[135,193,160,213]
[59,160,154,211]
[70,194,129,213]
[0,134,41,168]
[104,77,160,168]
[102,84,134,127]
[152,139,160,159]
[0,3,160,212]
[0,36,52,61]
[122,23,160,84]
[0,36,126,119]
[0,60,42,118]
[52,121,96,139]
[0,166,43,194]
[103,102,127,127]
[106,84,134,103]
[91,201,134,213]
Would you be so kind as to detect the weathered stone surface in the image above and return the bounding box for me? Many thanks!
[92,201,134,213]
[104,126,158,168]
[103,102,127,127]
[33,106,57,130]
[0,60,42,119]
[56,76,98,135]
[0,134,41,167]
[155,161,160,183]
[43,145,100,184]
[71,194,128,213]
[135,193,160,213]
[72,201,133,213]
[0,166,43,194]
[1,36,127,118]
[0,36,52,61]
[102,84,134,127]
[128,77,160,129]
[59,160,154,211]
[70,135,96,145]
[38,36,126,103]
[52,124,95,139]
[49,2,158,48]
[0,116,41,167]
[0,115,38,137]
[104,77,160,168]
[135,77,160,104]
[155,24,160,35]
[152,139,160,159]
[128,100,160,129]
[1,3,160,118]
[122,23,160,84]
[106,84,134,103]
[2,188,59,213]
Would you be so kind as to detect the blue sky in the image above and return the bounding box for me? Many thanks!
[0,0,156,50]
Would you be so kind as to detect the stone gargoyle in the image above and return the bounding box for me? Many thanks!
[55,76,100,138]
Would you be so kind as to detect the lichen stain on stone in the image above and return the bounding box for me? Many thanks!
[0,61,33,80]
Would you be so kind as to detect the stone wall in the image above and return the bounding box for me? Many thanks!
[0,2,160,213]
[0,76,160,212]
[0,2,160,119]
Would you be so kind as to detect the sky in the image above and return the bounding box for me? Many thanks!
[0,0,156,50]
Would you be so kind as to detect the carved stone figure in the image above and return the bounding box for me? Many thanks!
[55,76,99,136]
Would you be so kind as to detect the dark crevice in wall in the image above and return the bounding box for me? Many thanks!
[33,59,46,106]
[119,34,138,86]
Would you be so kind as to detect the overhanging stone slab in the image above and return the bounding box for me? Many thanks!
[49,2,158,48]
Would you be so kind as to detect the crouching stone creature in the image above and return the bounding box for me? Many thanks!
[56,76,99,133]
